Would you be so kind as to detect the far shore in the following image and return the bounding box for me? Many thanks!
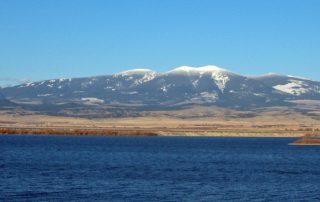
[0,127,305,138]
[0,128,158,137]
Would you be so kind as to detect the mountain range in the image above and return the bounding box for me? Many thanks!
[1,65,319,114]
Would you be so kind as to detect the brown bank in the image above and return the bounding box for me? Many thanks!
[290,134,320,145]
[0,128,158,137]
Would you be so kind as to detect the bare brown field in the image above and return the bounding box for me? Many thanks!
[0,106,319,137]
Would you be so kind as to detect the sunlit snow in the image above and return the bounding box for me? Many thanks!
[273,80,309,95]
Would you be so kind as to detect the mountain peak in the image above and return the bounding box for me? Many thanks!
[167,65,230,75]
[116,69,155,76]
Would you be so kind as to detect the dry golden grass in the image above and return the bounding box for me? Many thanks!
[0,105,319,137]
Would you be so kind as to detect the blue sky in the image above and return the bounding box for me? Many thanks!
[0,0,319,85]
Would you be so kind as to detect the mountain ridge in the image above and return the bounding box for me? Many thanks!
[1,65,319,110]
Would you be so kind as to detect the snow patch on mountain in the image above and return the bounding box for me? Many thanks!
[81,97,104,104]
[134,71,157,85]
[81,80,95,88]
[168,65,229,75]
[121,91,138,95]
[273,79,309,95]
[161,85,171,93]
[199,92,218,101]
[211,72,230,92]
[27,83,35,87]
[161,86,167,92]
[190,92,218,103]
[192,79,199,88]
[116,69,155,76]
[167,65,231,91]
[37,94,52,97]
[115,69,157,86]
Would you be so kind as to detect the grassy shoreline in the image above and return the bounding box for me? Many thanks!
[0,127,304,137]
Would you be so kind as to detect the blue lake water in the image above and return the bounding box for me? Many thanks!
[1,135,320,201]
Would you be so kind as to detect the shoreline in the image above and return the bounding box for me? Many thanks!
[0,128,158,137]
[0,127,303,138]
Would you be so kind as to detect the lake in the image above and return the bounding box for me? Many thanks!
[1,135,320,201]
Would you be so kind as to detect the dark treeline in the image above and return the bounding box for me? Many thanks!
[0,128,158,136]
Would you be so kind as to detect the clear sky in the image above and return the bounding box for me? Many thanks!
[0,0,319,86]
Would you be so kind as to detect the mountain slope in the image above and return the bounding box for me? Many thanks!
[255,74,320,99]
[0,92,15,106]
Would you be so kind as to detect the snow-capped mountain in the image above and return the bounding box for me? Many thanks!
[1,65,319,108]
